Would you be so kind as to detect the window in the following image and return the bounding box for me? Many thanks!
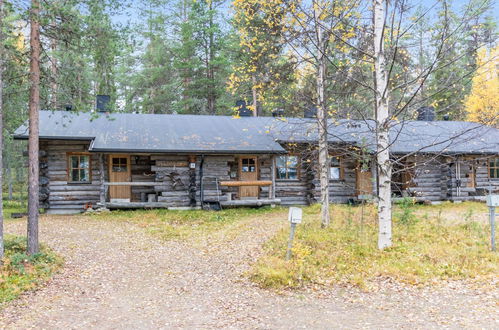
[330,156,343,180]
[68,154,91,183]
[112,157,128,172]
[490,158,499,179]
[276,155,299,180]
[241,158,256,172]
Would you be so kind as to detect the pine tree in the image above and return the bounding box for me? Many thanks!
[28,0,41,255]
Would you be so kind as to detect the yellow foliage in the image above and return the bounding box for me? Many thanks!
[465,45,499,126]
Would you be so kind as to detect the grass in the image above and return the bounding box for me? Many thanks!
[0,235,62,304]
[90,206,285,241]
[250,201,498,290]
[2,199,27,221]
[2,191,28,221]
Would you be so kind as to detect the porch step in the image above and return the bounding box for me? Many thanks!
[220,199,281,207]
[105,202,170,209]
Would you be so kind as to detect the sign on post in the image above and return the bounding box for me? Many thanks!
[288,207,302,224]
[286,207,302,260]
[486,195,499,207]
[486,195,498,252]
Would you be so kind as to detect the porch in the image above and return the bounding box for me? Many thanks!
[97,154,281,210]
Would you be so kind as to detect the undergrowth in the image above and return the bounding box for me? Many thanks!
[91,206,284,240]
[250,202,497,290]
[0,235,62,303]
[2,196,26,220]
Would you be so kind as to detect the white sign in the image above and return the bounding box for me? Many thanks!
[189,162,196,169]
[288,207,303,224]
[486,195,499,207]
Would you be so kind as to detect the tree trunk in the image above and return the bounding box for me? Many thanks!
[251,75,258,117]
[315,5,330,228]
[0,0,4,259]
[207,0,215,115]
[373,0,392,249]
[28,0,41,255]
[50,35,57,109]
[7,166,12,200]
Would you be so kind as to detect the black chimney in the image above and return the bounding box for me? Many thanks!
[236,100,252,117]
[416,106,435,121]
[96,95,111,113]
[272,109,284,117]
[304,106,317,118]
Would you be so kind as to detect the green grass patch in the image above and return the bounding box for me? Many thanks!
[90,206,284,240]
[250,202,498,290]
[2,199,27,220]
[0,235,62,303]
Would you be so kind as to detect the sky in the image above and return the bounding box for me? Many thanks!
[110,0,499,27]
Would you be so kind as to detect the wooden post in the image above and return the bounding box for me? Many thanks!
[188,155,197,206]
[99,153,106,205]
[271,155,276,200]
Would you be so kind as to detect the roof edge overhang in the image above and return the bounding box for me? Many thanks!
[390,151,499,156]
[88,148,287,155]
[13,135,95,141]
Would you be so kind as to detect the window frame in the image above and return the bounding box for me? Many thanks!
[489,158,499,180]
[67,152,92,184]
[276,154,300,181]
[111,156,129,173]
[329,155,344,181]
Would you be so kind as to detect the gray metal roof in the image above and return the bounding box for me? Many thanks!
[13,111,286,154]
[389,120,499,154]
[13,110,499,155]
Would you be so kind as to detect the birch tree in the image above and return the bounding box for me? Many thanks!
[313,1,330,227]
[28,0,41,255]
[373,0,392,249]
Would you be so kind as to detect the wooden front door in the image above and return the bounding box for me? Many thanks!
[239,156,259,199]
[356,163,373,196]
[109,155,131,201]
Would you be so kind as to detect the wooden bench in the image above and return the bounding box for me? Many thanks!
[219,180,272,187]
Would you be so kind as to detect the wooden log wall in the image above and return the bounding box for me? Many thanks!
[448,156,499,200]
[409,156,446,202]
[39,142,49,209]
[130,155,155,202]
[152,155,238,206]
[407,155,499,202]
[330,157,356,203]
[275,153,308,205]
[275,149,359,206]
[475,157,499,193]
[152,155,192,207]
[198,155,234,203]
[258,155,272,199]
[42,140,102,213]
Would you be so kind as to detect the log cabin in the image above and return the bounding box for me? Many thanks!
[13,107,499,214]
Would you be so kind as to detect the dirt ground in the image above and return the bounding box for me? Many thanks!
[0,211,497,329]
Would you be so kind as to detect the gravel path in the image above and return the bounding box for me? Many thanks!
[1,213,497,329]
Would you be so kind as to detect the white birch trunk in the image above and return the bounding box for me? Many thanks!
[315,5,330,227]
[373,0,392,249]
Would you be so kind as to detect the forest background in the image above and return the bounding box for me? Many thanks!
[1,0,497,198]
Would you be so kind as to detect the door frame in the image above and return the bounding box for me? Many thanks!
[355,161,373,197]
[108,154,132,201]
[238,155,259,198]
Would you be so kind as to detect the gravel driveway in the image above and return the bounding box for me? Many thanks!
[0,213,497,329]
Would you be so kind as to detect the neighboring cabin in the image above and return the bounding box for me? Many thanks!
[13,107,499,214]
